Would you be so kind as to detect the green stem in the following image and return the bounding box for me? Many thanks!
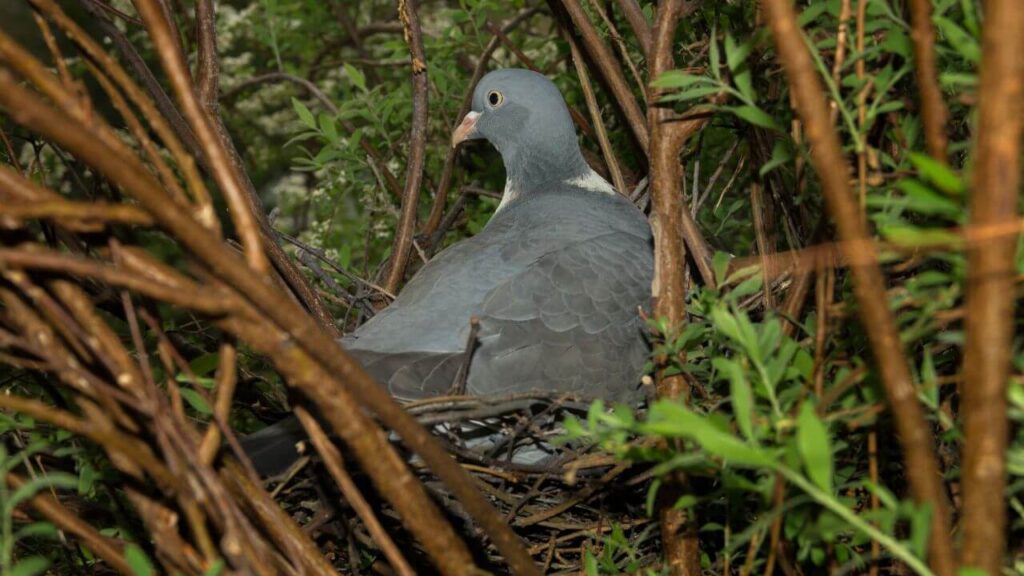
[775,465,935,576]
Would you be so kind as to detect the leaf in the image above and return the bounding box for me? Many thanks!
[291,97,315,128]
[203,559,226,576]
[179,388,212,415]
[343,63,367,92]
[15,522,58,540]
[660,85,723,103]
[934,16,980,63]
[125,544,155,576]
[188,353,221,378]
[709,25,721,80]
[712,251,732,287]
[8,473,77,511]
[724,34,753,72]
[10,556,49,576]
[759,140,793,176]
[797,2,830,26]
[318,113,339,144]
[725,105,780,131]
[651,70,714,89]
[906,503,933,559]
[908,152,965,196]
[644,402,771,467]
[713,357,755,440]
[880,224,961,248]
[796,402,833,493]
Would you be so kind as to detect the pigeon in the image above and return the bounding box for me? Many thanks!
[242,68,653,474]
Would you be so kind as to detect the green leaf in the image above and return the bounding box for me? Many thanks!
[709,25,721,80]
[713,357,755,440]
[8,473,77,511]
[759,140,793,176]
[894,180,961,218]
[935,16,980,63]
[796,402,833,493]
[712,251,732,287]
[179,388,213,415]
[644,402,771,467]
[343,63,367,92]
[125,544,155,576]
[15,522,58,540]
[660,86,723,103]
[651,70,714,89]
[318,113,339,144]
[880,224,961,248]
[797,2,830,26]
[724,34,753,72]
[188,353,221,378]
[291,97,315,128]
[958,569,990,576]
[10,556,49,576]
[203,559,226,576]
[908,152,965,196]
[725,105,780,131]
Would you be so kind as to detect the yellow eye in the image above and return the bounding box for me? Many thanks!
[487,90,504,107]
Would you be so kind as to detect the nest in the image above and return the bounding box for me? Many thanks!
[264,393,660,574]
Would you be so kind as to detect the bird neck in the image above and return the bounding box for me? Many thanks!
[499,142,592,208]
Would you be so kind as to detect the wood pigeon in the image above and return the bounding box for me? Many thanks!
[242,68,653,474]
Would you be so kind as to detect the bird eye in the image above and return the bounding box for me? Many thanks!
[487,90,504,107]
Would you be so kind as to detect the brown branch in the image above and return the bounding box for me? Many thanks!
[0,249,231,315]
[7,472,133,576]
[135,0,338,335]
[193,0,219,111]
[648,2,701,574]
[760,1,955,574]
[614,0,652,57]
[134,0,266,273]
[556,0,649,154]
[569,37,627,193]
[294,407,416,576]
[958,0,1024,571]
[0,68,537,574]
[384,0,429,293]
[907,0,948,163]
[29,0,215,225]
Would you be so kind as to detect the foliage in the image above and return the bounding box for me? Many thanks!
[1,0,1022,574]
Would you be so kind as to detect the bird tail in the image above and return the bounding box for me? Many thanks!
[238,415,307,476]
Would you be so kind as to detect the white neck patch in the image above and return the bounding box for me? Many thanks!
[566,168,616,195]
[495,168,616,214]
[496,179,518,213]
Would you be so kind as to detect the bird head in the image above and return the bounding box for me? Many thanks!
[451,69,589,189]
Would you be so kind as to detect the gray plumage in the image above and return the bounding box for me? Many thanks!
[242,68,653,474]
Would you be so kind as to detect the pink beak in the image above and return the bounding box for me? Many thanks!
[451,111,480,148]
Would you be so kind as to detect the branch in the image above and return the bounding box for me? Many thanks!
[0,65,537,575]
[907,0,948,163]
[134,0,267,273]
[958,0,1024,571]
[193,0,219,110]
[555,0,649,154]
[648,2,701,574]
[614,0,651,56]
[760,1,955,574]
[384,0,429,293]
